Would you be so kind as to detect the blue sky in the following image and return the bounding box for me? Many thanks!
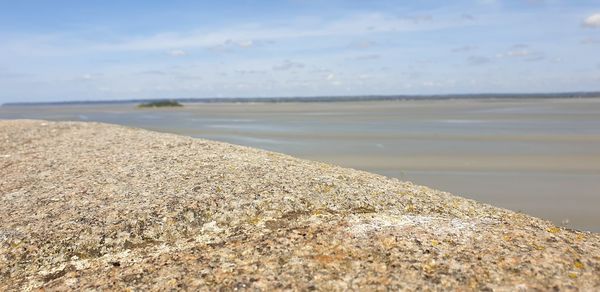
[1,0,599,103]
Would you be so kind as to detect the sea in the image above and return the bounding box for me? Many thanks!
[2,97,599,231]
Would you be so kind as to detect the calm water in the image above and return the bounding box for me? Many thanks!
[2,98,599,231]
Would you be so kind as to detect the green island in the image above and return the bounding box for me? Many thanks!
[138,100,183,108]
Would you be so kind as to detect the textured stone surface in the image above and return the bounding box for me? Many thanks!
[1,119,599,291]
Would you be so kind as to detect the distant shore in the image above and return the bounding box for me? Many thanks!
[3,91,600,107]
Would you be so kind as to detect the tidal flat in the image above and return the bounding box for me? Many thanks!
[2,97,599,231]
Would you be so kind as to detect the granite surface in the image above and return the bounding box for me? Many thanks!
[1,120,599,291]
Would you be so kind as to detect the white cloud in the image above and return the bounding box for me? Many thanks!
[208,39,256,52]
[237,40,254,48]
[77,73,103,81]
[1,12,466,57]
[273,60,305,71]
[583,13,600,28]
[496,45,545,62]
[235,69,266,75]
[167,49,187,57]
[504,49,530,57]
[511,43,528,49]
[349,40,376,49]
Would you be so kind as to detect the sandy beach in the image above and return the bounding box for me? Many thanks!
[1,120,599,290]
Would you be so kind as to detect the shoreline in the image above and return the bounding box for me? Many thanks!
[3,92,600,107]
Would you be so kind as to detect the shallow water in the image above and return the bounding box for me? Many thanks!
[2,98,599,231]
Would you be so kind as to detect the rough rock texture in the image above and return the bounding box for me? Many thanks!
[1,120,599,291]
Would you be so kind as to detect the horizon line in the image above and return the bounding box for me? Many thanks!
[3,91,600,106]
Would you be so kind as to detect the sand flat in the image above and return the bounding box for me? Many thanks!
[1,120,599,290]
[2,98,600,231]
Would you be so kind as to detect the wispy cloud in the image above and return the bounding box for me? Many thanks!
[273,60,305,71]
[452,45,477,53]
[467,55,491,65]
[350,54,381,61]
[348,40,377,49]
[325,73,342,86]
[74,73,104,82]
[237,40,254,48]
[167,49,187,57]
[501,49,530,57]
[1,2,599,102]
[81,74,94,80]
[497,45,545,62]
[138,70,168,76]
[1,12,469,57]
[235,69,267,75]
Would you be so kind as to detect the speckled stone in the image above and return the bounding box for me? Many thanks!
[1,120,599,291]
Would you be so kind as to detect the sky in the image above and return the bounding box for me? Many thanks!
[1,0,600,103]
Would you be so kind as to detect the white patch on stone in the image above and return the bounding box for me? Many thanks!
[347,214,481,239]
[515,283,528,291]
[196,221,225,244]
[201,221,223,233]
[72,259,90,270]
[65,277,78,287]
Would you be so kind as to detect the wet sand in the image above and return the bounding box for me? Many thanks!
[2,98,599,231]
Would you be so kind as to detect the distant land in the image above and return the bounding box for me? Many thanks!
[2,92,600,106]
